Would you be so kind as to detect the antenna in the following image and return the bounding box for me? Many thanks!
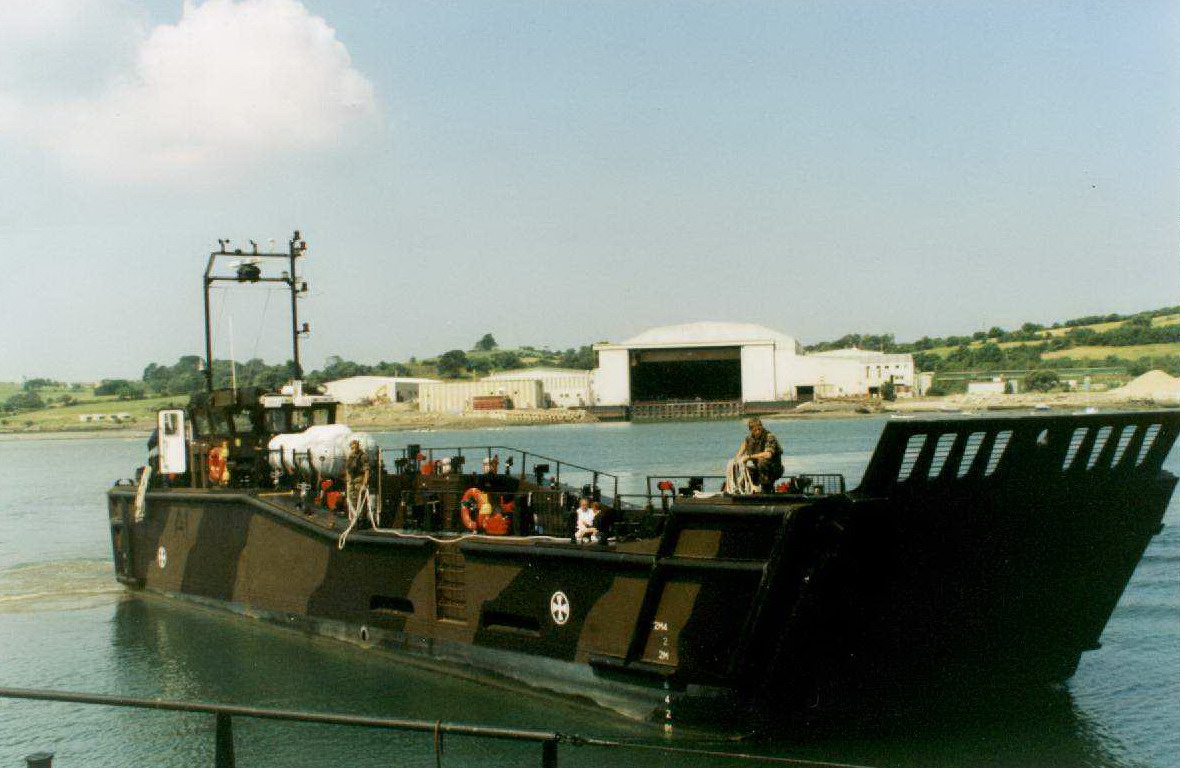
[228,315,238,394]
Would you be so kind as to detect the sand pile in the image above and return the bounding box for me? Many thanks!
[1107,370,1180,402]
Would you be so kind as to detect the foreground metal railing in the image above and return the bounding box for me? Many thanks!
[0,686,884,768]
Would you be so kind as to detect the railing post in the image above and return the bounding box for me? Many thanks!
[541,738,558,768]
[214,712,235,768]
[24,752,53,768]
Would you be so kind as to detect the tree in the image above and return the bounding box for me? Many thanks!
[474,333,498,352]
[558,346,595,369]
[1025,369,1060,393]
[95,379,144,399]
[436,350,469,378]
[490,350,522,370]
[3,391,45,412]
[22,378,56,392]
[880,380,896,401]
[143,356,204,396]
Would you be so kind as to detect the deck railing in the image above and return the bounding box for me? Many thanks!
[382,445,621,506]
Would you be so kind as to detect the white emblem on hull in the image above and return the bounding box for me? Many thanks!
[549,591,570,625]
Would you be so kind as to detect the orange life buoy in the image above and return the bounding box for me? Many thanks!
[207,445,227,485]
[483,514,509,536]
[460,487,485,531]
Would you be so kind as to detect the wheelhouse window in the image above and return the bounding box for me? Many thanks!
[291,408,313,431]
[162,412,180,436]
[191,411,211,436]
[264,408,290,434]
[231,410,254,434]
[312,406,333,426]
[208,411,230,434]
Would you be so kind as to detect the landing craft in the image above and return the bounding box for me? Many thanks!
[108,234,1180,726]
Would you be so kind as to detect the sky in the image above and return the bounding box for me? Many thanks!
[0,0,1176,381]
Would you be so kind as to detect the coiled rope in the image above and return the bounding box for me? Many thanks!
[724,458,757,495]
[337,485,377,550]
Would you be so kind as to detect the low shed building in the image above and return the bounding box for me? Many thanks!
[419,380,545,413]
[483,368,593,408]
[323,376,438,405]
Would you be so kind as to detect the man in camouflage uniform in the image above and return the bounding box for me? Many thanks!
[736,417,783,492]
[344,439,370,513]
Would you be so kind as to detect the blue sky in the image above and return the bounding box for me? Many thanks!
[0,0,1176,380]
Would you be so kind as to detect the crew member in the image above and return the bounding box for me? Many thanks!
[735,417,783,492]
[574,497,597,543]
[344,439,370,512]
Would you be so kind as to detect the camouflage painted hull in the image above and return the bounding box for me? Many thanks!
[108,411,1180,724]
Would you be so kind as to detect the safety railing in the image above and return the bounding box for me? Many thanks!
[644,473,846,499]
[0,685,886,768]
[396,488,579,538]
[383,445,621,507]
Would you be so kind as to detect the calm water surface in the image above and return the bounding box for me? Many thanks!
[0,417,1176,767]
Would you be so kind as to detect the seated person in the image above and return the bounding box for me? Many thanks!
[590,501,612,544]
[734,417,783,493]
[574,497,597,543]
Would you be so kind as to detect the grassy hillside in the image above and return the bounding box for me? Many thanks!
[1041,343,1180,361]
[1,395,183,432]
[920,314,1180,358]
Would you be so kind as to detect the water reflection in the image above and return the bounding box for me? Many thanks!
[107,594,1130,768]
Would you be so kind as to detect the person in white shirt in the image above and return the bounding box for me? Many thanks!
[574,497,597,543]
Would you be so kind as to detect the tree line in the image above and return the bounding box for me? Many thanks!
[3,333,596,413]
[807,307,1180,363]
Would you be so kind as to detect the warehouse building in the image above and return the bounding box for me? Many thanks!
[483,368,593,408]
[323,376,438,405]
[419,379,545,413]
[592,322,915,410]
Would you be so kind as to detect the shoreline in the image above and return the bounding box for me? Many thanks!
[4,389,1177,441]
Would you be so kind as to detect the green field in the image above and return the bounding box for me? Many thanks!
[1039,313,1180,338]
[0,395,183,432]
[1041,343,1180,362]
[921,314,1180,358]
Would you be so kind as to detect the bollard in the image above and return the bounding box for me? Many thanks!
[24,753,53,768]
[541,738,558,768]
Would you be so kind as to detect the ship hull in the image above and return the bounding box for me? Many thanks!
[109,411,1180,726]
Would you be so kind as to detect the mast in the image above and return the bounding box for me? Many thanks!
[202,231,310,394]
[289,231,305,384]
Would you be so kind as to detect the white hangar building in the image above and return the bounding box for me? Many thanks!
[592,322,915,407]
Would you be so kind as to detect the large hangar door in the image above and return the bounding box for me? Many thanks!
[630,347,742,401]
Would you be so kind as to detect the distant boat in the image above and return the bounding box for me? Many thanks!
[1033,403,1052,411]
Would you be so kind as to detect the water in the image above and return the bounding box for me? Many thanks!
[0,417,1177,767]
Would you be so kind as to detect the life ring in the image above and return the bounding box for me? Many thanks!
[207,446,227,485]
[460,487,485,531]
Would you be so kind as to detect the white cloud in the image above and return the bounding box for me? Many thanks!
[1,0,377,181]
